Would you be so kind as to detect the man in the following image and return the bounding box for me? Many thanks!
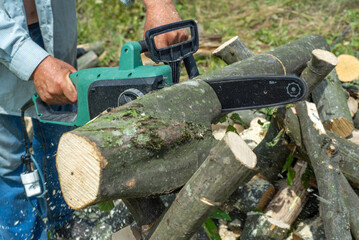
[0,0,187,239]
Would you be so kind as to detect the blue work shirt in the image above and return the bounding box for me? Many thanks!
[0,0,77,117]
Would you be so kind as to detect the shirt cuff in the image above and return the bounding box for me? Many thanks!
[9,38,49,81]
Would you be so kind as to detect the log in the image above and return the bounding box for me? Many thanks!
[77,50,99,70]
[347,96,358,118]
[265,160,309,225]
[300,49,338,95]
[239,117,269,149]
[78,41,105,56]
[292,216,326,240]
[197,33,223,57]
[229,174,275,213]
[57,34,330,209]
[57,80,221,209]
[149,132,257,240]
[230,110,266,127]
[276,49,339,160]
[355,110,359,129]
[296,101,352,239]
[279,108,359,186]
[240,212,290,240]
[339,172,359,239]
[253,117,290,182]
[121,197,165,236]
[251,49,337,182]
[312,70,354,138]
[347,129,359,145]
[240,160,309,240]
[327,131,359,185]
[212,36,254,64]
[203,34,330,80]
[336,54,359,82]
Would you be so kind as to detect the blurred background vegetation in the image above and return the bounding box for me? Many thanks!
[76,0,358,76]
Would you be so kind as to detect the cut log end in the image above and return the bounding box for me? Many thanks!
[56,133,104,209]
[224,132,257,169]
[212,36,239,54]
[336,54,359,82]
[312,49,338,66]
[323,117,354,138]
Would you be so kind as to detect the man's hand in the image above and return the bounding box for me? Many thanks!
[32,56,77,105]
[143,0,188,49]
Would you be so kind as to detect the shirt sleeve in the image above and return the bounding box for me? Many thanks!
[0,8,49,81]
[120,0,134,6]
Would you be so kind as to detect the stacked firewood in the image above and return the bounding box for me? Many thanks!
[56,34,359,240]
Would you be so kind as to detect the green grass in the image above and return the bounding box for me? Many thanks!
[77,0,358,74]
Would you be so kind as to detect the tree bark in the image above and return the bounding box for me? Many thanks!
[228,175,275,214]
[57,80,221,209]
[265,160,309,226]
[253,117,290,181]
[77,50,99,70]
[312,70,354,138]
[292,216,326,240]
[327,131,359,185]
[240,212,290,240]
[203,34,330,80]
[212,36,254,64]
[122,197,165,236]
[78,41,104,56]
[296,101,352,240]
[149,132,257,240]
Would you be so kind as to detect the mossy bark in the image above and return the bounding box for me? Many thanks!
[57,80,221,209]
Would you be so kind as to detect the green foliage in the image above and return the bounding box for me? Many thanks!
[230,113,249,128]
[96,200,115,211]
[282,153,296,186]
[282,153,294,173]
[203,218,221,240]
[210,209,232,221]
[226,125,238,134]
[203,209,231,240]
[286,166,296,187]
[301,166,315,188]
[77,0,358,72]
[266,128,284,147]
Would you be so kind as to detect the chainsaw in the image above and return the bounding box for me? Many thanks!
[33,20,307,127]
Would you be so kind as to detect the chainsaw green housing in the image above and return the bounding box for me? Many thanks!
[33,41,172,127]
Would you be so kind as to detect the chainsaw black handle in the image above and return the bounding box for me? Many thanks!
[183,55,199,79]
[34,95,78,124]
[144,19,199,63]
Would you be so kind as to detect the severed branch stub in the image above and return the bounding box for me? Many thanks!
[212,36,254,64]
[149,132,257,240]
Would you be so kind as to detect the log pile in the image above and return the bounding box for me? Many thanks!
[56,34,359,239]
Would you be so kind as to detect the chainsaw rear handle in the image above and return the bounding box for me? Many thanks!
[33,72,89,126]
[33,93,79,126]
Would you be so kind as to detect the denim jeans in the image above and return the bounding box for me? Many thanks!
[0,23,75,240]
